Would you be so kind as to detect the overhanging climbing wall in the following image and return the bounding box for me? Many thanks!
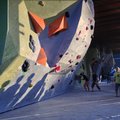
[0,0,95,113]
[39,0,95,72]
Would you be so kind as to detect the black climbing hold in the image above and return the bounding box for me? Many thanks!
[90,25,94,30]
[76,37,79,40]
[68,60,73,63]
[65,11,70,18]
[59,54,63,58]
[29,35,35,53]
[50,85,54,89]
[75,62,79,65]
[22,60,30,72]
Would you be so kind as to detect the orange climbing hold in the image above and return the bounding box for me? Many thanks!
[36,48,47,66]
[48,15,68,37]
[28,11,46,33]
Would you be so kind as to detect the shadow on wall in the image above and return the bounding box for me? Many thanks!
[15,73,48,108]
[0,69,75,113]
[0,73,35,112]
[0,75,24,111]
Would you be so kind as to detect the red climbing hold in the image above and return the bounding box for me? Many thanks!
[76,55,81,59]
[86,26,88,30]
[55,65,61,72]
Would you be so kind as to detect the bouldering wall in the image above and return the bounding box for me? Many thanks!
[0,0,95,113]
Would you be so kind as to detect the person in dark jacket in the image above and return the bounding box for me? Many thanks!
[91,73,101,92]
[91,58,101,91]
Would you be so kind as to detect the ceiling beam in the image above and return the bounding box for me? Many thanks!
[95,20,120,27]
[95,15,120,23]
[95,25,120,32]
[95,9,120,18]
[93,0,120,53]
[94,0,120,7]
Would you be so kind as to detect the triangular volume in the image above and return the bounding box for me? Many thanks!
[36,48,47,66]
[48,15,68,37]
[28,11,46,33]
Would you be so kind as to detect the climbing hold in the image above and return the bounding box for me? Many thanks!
[78,31,81,35]
[76,37,79,41]
[75,62,79,65]
[54,65,61,72]
[29,35,36,52]
[68,60,73,63]
[76,55,81,59]
[29,83,33,88]
[65,11,70,18]
[59,54,63,58]
[86,26,88,30]
[50,85,54,89]
[38,1,45,6]
[90,25,94,30]
[22,60,30,72]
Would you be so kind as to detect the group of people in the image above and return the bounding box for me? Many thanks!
[75,58,101,92]
[76,57,120,97]
[76,72,101,92]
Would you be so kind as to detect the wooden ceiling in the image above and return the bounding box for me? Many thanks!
[92,0,120,52]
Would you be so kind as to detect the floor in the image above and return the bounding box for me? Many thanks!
[0,83,120,120]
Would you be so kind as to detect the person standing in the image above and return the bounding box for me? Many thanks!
[114,67,120,97]
[91,58,101,91]
[91,73,101,92]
